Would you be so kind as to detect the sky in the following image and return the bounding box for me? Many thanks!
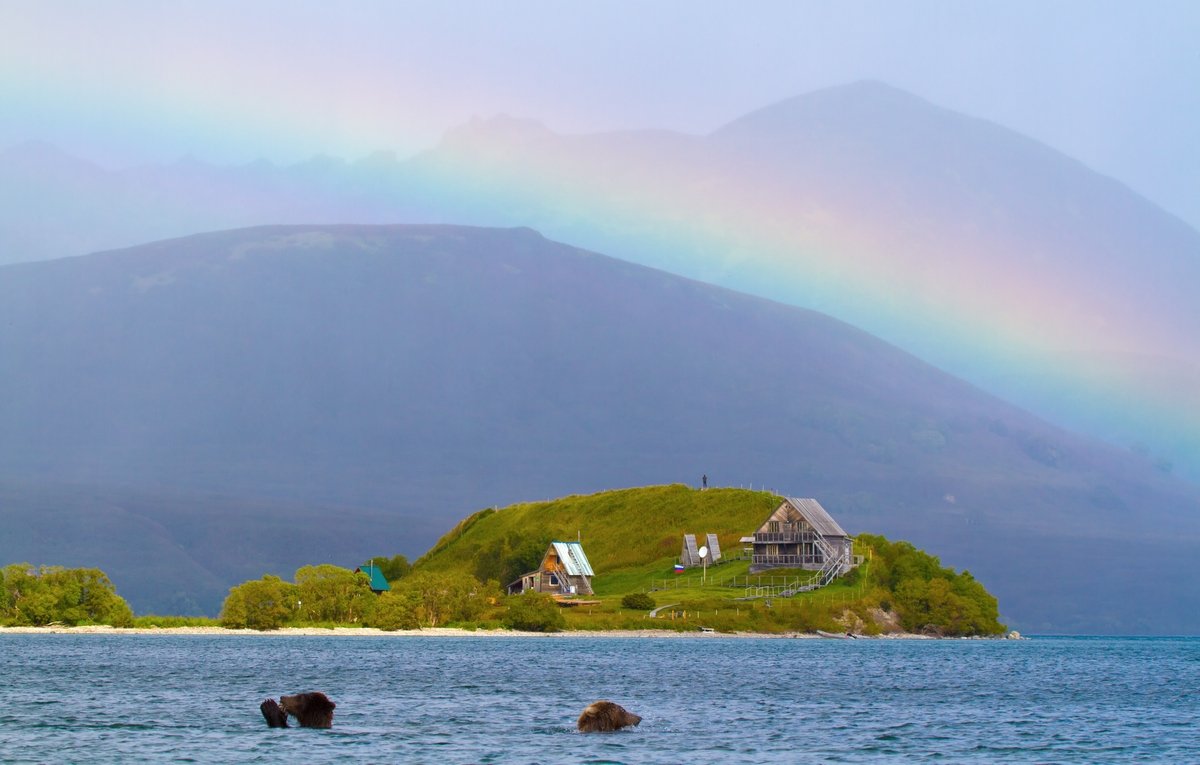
[3,0,1200,228]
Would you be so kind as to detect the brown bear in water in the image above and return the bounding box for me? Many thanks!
[280,692,336,728]
[576,700,642,732]
[259,692,336,728]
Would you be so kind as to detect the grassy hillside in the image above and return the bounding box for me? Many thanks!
[416,485,1005,636]
[417,484,780,578]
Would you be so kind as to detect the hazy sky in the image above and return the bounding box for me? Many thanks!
[4,0,1199,225]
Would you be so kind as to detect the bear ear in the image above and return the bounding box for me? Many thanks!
[330,701,336,709]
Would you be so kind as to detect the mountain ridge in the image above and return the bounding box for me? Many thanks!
[1,223,1197,632]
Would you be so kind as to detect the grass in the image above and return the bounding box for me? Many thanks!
[418,484,781,575]
[552,553,879,634]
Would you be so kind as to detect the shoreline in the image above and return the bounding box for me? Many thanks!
[0,625,959,639]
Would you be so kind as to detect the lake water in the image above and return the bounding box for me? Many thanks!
[0,634,1196,763]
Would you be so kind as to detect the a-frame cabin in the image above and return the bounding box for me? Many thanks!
[506,541,595,596]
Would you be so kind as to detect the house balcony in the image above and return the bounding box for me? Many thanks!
[753,531,819,544]
[752,553,826,568]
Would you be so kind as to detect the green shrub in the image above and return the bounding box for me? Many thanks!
[366,554,411,583]
[1,564,134,627]
[621,592,655,610]
[366,590,420,631]
[393,570,492,628]
[503,592,565,632]
[219,575,296,630]
[857,533,1004,636]
[472,532,553,588]
[294,564,377,624]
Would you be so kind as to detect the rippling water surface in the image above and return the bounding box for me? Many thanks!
[0,634,1196,763]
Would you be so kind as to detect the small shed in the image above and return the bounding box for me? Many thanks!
[355,563,391,594]
[506,541,595,596]
[749,497,854,575]
[680,534,702,567]
[705,533,723,563]
[679,532,724,568]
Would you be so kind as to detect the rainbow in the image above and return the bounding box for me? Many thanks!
[411,122,1200,475]
[3,62,1197,475]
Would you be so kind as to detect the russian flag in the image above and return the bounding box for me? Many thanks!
[673,563,685,574]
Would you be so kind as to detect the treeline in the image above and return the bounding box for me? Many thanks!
[854,534,1004,636]
[219,561,564,633]
[471,532,553,587]
[0,564,134,627]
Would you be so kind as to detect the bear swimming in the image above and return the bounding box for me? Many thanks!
[280,692,336,728]
[260,691,336,729]
[576,700,642,732]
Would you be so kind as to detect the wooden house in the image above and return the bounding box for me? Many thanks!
[749,497,854,575]
[355,563,391,594]
[506,541,595,596]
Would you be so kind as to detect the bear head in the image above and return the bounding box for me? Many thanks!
[576,700,642,733]
[279,691,337,729]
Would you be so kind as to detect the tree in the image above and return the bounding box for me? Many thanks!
[366,555,411,583]
[856,533,1005,636]
[220,575,296,630]
[366,590,420,631]
[503,535,552,585]
[621,593,655,610]
[49,567,134,626]
[503,592,565,632]
[3,564,55,625]
[951,571,1003,635]
[0,570,9,615]
[0,564,133,627]
[294,564,377,624]
[393,570,489,627]
[474,532,552,587]
[893,576,930,631]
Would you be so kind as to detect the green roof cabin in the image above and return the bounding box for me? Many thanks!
[355,563,391,594]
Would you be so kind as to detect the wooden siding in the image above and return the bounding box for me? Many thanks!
[749,498,853,574]
[508,542,595,595]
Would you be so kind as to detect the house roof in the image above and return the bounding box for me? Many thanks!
[356,564,391,592]
[784,497,848,538]
[551,541,594,577]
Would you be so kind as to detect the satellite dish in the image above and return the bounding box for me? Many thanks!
[698,545,709,560]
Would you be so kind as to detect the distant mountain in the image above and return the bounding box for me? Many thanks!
[407,82,1200,480]
[1,224,1197,632]
[3,82,1196,480]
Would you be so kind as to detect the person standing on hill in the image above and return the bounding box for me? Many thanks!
[702,474,708,489]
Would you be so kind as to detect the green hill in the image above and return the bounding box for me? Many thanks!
[417,484,778,579]
[415,484,1006,636]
